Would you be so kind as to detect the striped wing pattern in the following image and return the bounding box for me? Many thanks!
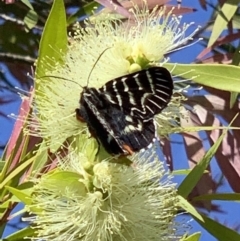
[99,67,173,120]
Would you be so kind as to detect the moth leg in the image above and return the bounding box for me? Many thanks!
[122,144,134,155]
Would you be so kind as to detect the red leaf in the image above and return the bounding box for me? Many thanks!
[186,91,240,192]
[95,0,132,18]
[199,0,207,10]
[181,113,216,210]
[99,0,195,16]
[197,33,240,60]
[198,53,233,64]
[161,138,174,170]
[5,88,34,160]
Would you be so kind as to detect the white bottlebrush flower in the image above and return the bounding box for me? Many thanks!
[24,144,181,241]
[32,1,198,151]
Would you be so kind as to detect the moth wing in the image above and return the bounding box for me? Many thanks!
[99,67,173,120]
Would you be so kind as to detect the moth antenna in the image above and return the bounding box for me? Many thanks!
[86,47,111,86]
[38,47,111,89]
[37,75,83,88]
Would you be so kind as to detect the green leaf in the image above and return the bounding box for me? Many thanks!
[0,160,5,171]
[40,171,86,195]
[20,0,38,31]
[233,15,240,29]
[180,232,201,241]
[230,92,239,108]
[230,44,240,107]
[193,193,240,201]
[67,1,100,25]
[0,157,35,189]
[20,0,34,9]
[208,0,239,47]
[5,185,33,205]
[24,9,38,31]
[164,63,240,93]
[172,169,191,175]
[0,183,33,207]
[0,199,12,209]
[30,141,48,178]
[177,196,240,241]
[195,214,240,241]
[232,45,240,66]
[178,124,229,198]
[172,169,208,176]
[177,195,204,221]
[1,227,35,240]
[35,0,67,79]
